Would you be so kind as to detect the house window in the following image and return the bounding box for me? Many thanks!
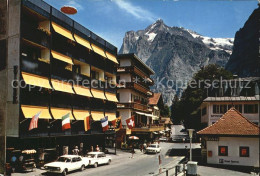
[213,105,227,114]
[202,107,206,116]
[244,104,258,114]
[239,147,249,157]
[218,146,228,156]
[235,104,242,113]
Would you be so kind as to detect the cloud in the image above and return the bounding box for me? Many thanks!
[113,0,157,22]
[65,0,84,11]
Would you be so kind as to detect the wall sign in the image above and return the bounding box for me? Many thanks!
[219,159,239,164]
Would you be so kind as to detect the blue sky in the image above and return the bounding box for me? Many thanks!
[44,0,258,49]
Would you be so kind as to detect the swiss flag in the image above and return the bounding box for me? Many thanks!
[126,116,135,129]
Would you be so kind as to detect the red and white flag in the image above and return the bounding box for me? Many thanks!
[29,111,41,131]
[101,116,108,132]
[126,115,135,129]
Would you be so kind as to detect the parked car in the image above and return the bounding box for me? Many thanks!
[145,144,161,154]
[85,152,112,168]
[44,155,89,176]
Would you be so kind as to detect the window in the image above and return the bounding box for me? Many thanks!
[202,107,207,116]
[0,40,7,71]
[239,147,249,157]
[235,104,242,113]
[213,105,227,114]
[218,146,228,156]
[244,104,258,114]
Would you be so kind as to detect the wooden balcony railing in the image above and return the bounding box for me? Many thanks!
[117,102,148,112]
[132,124,164,132]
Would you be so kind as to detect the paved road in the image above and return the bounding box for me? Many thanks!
[12,142,184,176]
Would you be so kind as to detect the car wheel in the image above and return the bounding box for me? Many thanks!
[107,159,111,165]
[62,169,67,176]
[80,165,85,171]
[93,162,98,168]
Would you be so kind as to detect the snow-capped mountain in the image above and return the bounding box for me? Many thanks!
[119,19,234,106]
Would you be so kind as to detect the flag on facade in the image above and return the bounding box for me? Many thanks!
[84,115,91,131]
[62,113,71,131]
[111,119,117,128]
[101,116,109,132]
[28,111,41,131]
[126,115,135,129]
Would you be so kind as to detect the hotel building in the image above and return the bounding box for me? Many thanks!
[0,0,118,172]
[200,77,260,127]
[117,54,164,141]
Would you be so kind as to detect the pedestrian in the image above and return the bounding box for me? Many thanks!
[131,146,135,158]
[72,146,79,155]
[95,145,100,152]
[140,144,143,152]
[90,146,94,152]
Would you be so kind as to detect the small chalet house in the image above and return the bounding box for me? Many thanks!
[197,108,260,168]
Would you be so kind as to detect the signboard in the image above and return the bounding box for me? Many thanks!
[219,159,239,164]
[206,137,219,141]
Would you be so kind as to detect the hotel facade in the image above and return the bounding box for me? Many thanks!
[117,54,164,142]
[0,0,118,172]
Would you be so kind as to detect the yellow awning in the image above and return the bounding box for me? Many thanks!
[51,22,74,41]
[91,111,104,121]
[74,85,92,97]
[106,52,118,64]
[91,44,107,58]
[74,34,92,50]
[22,72,51,89]
[105,112,116,121]
[105,92,118,102]
[51,50,73,65]
[21,105,52,119]
[51,79,74,94]
[51,107,73,120]
[73,109,89,120]
[91,89,106,100]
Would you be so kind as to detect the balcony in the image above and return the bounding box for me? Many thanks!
[117,102,148,112]
[132,124,164,132]
[119,82,153,96]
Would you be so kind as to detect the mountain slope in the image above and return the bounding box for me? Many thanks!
[119,19,233,106]
[225,6,260,77]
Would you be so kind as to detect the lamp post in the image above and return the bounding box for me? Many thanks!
[187,129,194,161]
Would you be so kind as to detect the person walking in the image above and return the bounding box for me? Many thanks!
[95,145,100,152]
[131,146,135,158]
[72,146,79,155]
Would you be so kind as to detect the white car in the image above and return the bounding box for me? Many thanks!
[44,155,89,176]
[86,152,112,168]
[145,144,161,154]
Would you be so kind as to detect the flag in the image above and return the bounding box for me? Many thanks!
[84,115,90,131]
[126,115,135,129]
[29,111,41,131]
[62,113,71,131]
[115,116,122,132]
[101,116,108,132]
[111,119,117,128]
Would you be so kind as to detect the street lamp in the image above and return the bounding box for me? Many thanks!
[187,129,194,161]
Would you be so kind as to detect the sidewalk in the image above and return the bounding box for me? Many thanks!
[177,165,254,176]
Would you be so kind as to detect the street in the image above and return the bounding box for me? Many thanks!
[12,143,184,176]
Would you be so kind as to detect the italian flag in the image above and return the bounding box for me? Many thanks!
[62,113,71,131]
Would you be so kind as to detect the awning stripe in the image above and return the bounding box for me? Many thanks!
[91,89,106,100]
[51,22,75,41]
[21,105,52,119]
[91,111,104,121]
[51,79,74,94]
[105,112,116,121]
[51,50,73,65]
[74,34,92,50]
[105,52,118,64]
[91,44,107,58]
[51,107,73,120]
[22,72,51,89]
[105,92,118,102]
[73,109,89,120]
[74,85,92,97]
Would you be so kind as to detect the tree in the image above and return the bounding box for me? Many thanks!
[171,64,233,130]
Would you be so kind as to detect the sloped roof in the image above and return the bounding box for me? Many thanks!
[149,93,161,105]
[197,108,260,136]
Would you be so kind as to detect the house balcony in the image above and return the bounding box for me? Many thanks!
[132,124,164,132]
[117,66,154,85]
[117,102,148,112]
[118,82,153,96]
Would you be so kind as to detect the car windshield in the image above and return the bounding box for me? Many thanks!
[149,145,157,148]
[57,157,70,162]
[86,154,96,158]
